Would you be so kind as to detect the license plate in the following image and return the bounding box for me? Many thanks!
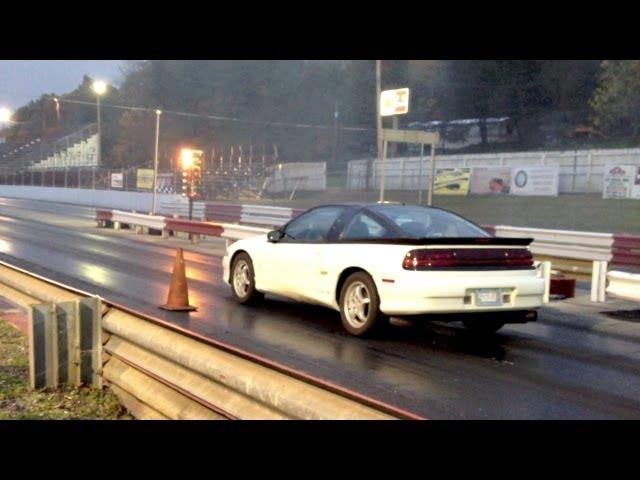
[475,289,502,306]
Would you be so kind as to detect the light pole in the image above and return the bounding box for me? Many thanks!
[375,60,382,162]
[91,80,107,167]
[152,109,162,215]
[0,107,12,123]
[53,97,61,125]
[0,108,13,185]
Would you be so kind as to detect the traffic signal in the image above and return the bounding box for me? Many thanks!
[180,148,204,199]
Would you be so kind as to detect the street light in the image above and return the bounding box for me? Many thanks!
[53,97,60,124]
[151,109,162,215]
[0,107,12,123]
[91,80,107,166]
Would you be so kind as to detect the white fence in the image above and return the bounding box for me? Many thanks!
[267,162,326,193]
[347,148,640,193]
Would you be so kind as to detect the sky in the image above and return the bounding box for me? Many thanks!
[0,60,126,110]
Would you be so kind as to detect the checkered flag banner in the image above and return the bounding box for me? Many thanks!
[156,173,175,194]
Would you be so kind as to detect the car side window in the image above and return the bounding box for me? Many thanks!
[339,212,389,240]
[282,207,345,242]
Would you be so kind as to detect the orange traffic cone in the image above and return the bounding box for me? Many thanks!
[160,248,197,311]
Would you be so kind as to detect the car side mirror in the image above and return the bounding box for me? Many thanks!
[267,230,285,243]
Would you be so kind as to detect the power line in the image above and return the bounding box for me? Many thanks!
[56,98,373,132]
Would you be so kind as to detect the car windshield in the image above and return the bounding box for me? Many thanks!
[368,205,490,238]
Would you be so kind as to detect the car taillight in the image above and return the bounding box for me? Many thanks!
[402,248,533,270]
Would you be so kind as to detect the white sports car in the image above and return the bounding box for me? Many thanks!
[223,203,545,336]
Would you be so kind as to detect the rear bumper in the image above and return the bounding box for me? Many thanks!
[377,270,545,316]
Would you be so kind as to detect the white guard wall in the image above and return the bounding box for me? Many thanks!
[267,162,326,193]
[0,185,182,213]
[348,148,640,193]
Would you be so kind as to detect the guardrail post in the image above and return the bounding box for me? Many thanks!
[540,261,551,303]
[28,303,56,389]
[599,261,608,302]
[27,298,101,389]
[590,260,608,303]
[79,297,103,388]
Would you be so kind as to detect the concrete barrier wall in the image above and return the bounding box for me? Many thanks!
[0,185,182,212]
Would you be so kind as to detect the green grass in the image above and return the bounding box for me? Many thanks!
[0,318,130,420]
[251,191,640,234]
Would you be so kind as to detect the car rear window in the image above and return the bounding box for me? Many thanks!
[369,205,490,238]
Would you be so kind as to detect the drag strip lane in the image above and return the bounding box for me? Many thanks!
[2,196,640,419]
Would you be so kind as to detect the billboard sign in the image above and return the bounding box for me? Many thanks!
[470,167,512,194]
[110,173,123,189]
[380,88,410,116]
[633,165,640,199]
[136,168,154,190]
[156,173,175,194]
[434,168,471,195]
[510,166,559,196]
[603,165,635,199]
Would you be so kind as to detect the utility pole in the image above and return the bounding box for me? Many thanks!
[428,143,436,206]
[152,110,162,215]
[96,94,101,165]
[376,60,382,162]
[331,100,339,167]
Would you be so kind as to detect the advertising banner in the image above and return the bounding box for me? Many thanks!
[631,165,640,199]
[603,165,635,199]
[136,168,154,190]
[156,173,175,194]
[510,166,559,196]
[470,167,512,194]
[110,173,123,189]
[434,168,471,195]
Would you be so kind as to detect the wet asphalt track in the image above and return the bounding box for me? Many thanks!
[1,197,639,419]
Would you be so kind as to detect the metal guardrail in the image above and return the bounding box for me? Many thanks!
[488,225,640,302]
[612,234,640,269]
[0,259,419,420]
[99,210,638,304]
[606,271,640,301]
[112,210,166,232]
[492,226,614,262]
[164,218,225,238]
[159,200,303,227]
[158,199,206,220]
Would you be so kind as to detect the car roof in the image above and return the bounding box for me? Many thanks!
[308,202,430,210]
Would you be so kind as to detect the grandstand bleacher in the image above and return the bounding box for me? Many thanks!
[0,124,99,175]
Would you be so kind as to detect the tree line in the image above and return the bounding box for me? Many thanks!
[2,60,640,169]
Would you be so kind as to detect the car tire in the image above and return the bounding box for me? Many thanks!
[230,253,264,305]
[462,318,505,334]
[339,272,388,337]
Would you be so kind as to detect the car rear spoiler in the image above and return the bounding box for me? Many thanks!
[336,237,534,246]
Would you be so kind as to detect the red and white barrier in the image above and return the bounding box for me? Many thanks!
[161,200,303,227]
[483,224,640,302]
[98,210,640,303]
[96,208,268,245]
